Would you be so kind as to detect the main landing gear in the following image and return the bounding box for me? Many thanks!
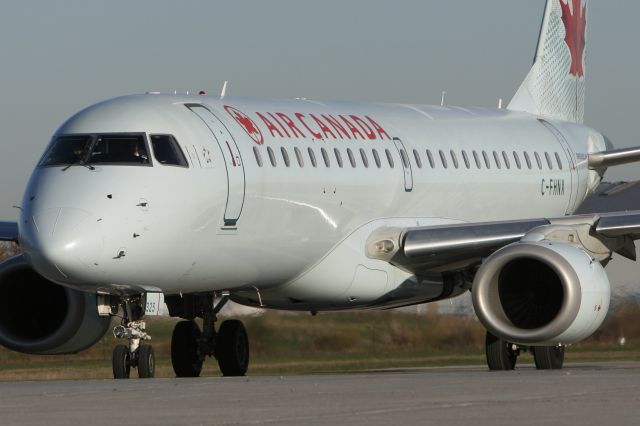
[112,295,155,379]
[169,293,249,378]
[484,331,565,371]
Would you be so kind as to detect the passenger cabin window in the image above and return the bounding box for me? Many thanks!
[493,151,501,169]
[513,151,522,169]
[360,148,370,168]
[534,152,542,169]
[400,149,410,168]
[413,149,422,168]
[482,151,491,169]
[347,148,356,167]
[555,152,563,170]
[462,151,471,169]
[426,150,435,168]
[545,152,553,170]
[294,147,304,167]
[502,151,511,169]
[334,148,344,168]
[308,147,317,167]
[450,150,459,169]
[253,146,263,167]
[149,135,187,167]
[267,147,277,166]
[473,150,481,169]
[281,147,291,167]
[385,149,395,168]
[372,149,382,168]
[321,147,330,167]
[439,150,448,168]
[524,152,532,169]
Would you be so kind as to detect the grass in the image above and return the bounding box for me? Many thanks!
[0,306,639,381]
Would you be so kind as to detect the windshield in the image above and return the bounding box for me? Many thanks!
[40,134,151,167]
[40,135,93,167]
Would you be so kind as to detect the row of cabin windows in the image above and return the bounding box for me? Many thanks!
[252,146,564,171]
[254,146,398,169]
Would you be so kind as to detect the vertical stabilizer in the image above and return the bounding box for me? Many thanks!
[508,0,588,123]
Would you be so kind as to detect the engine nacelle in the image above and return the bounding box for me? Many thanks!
[0,255,110,354]
[472,241,610,345]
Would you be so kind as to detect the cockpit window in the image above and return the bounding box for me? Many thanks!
[149,135,188,167]
[88,135,150,165]
[40,133,151,167]
[40,135,93,167]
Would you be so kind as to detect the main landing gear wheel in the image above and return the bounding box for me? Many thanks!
[171,320,204,377]
[137,345,156,378]
[113,345,131,379]
[532,345,565,370]
[485,331,518,371]
[216,320,249,377]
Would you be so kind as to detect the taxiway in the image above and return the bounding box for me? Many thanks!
[0,362,638,425]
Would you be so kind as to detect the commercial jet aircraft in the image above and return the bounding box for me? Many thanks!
[1,0,639,378]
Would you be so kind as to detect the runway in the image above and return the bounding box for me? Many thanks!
[1,363,639,426]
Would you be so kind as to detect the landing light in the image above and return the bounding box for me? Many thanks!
[374,239,395,254]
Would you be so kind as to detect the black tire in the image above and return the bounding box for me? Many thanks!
[216,320,249,377]
[137,345,156,378]
[171,320,204,377]
[113,345,131,379]
[485,331,517,371]
[533,345,565,370]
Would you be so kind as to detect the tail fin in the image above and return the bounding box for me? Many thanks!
[508,0,588,123]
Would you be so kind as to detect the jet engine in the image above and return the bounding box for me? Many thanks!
[472,240,610,345]
[0,255,110,354]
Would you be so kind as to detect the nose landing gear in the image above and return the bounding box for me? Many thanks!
[112,295,155,379]
[169,293,250,378]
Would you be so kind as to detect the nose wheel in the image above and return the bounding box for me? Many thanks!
[111,295,155,379]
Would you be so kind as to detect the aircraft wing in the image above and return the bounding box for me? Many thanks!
[0,222,18,243]
[366,211,640,275]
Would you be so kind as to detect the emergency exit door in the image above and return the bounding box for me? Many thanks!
[187,104,245,227]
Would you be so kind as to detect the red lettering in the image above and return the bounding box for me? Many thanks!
[322,114,351,139]
[350,115,376,140]
[339,115,366,140]
[310,114,336,139]
[256,112,284,138]
[267,113,290,137]
[276,113,306,138]
[295,113,322,139]
[366,116,391,140]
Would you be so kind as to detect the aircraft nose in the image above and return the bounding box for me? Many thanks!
[23,207,104,282]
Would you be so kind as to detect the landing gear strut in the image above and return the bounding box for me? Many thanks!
[112,295,155,379]
[169,293,249,378]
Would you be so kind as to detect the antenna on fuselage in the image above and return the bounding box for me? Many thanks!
[220,80,228,98]
[498,98,503,109]
[441,91,447,107]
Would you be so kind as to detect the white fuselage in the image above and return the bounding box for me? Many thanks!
[18,94,607,311]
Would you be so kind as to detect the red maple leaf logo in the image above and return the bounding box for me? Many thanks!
[224,105,264,145]
[560,0,587,78]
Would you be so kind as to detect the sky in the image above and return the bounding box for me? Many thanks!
[0,0,638,289]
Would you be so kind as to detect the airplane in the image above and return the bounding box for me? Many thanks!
[1,0,639,379]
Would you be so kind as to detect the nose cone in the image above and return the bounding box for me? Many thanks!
[20,207,104,285]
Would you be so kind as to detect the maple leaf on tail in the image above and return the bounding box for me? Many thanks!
[560,0,587,77]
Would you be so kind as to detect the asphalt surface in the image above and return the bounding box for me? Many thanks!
[1,363,639,426]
